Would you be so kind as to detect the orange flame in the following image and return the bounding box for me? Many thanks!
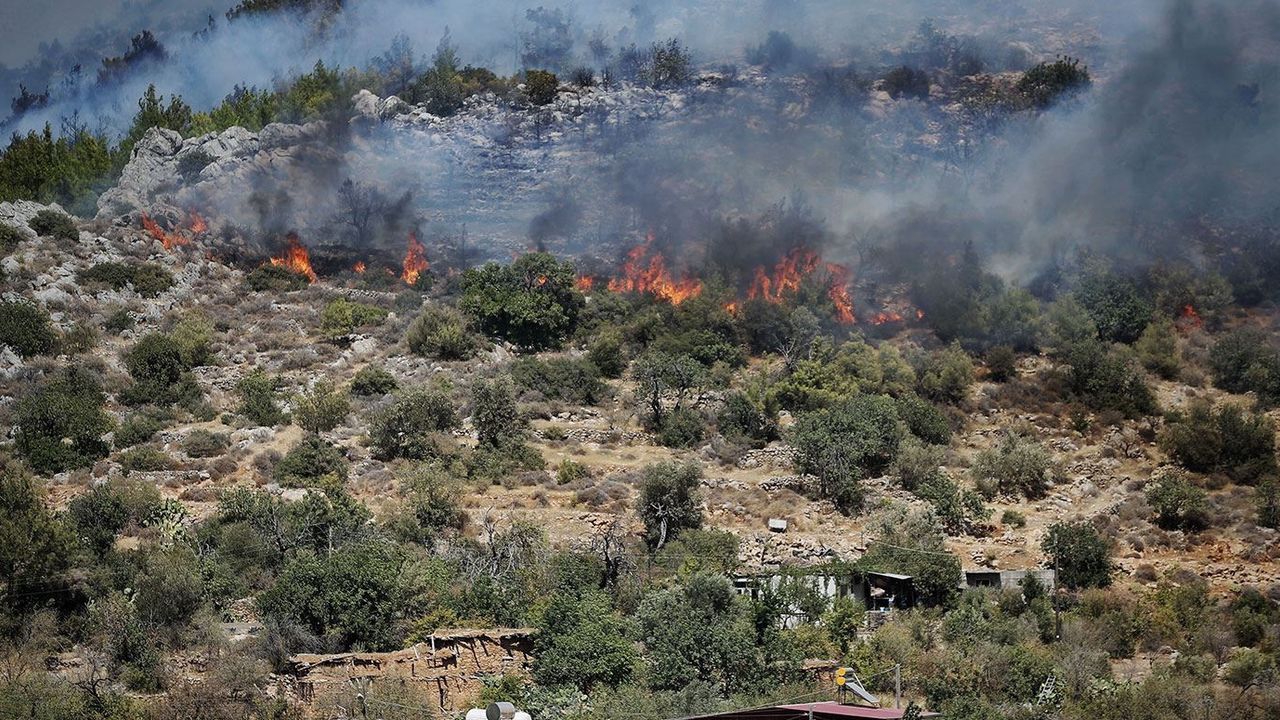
[607,236,703,305]
[1180,304,1203,328]
[401,232,429,285]
[744,247,855,325]
[268,233,317,282]
[724,301,739,314]
[575,275,596,292]
[353,261,367,274]
[187,210,208,235]
[140,212,191,251]
[870,311,904,325]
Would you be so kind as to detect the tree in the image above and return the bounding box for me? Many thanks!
[1159,401,1276,482]
[0,301,58,358]
[533,589,637,691]
[122,332,202,407]
[1017,56,1090,107]
[859,505,962,607]
[1135,319,1180,379]
[472,376,520,447]
[636,574,759,693]
[406,304,481,360]
[0,457,74,617]
[293,381,350,434]
[368,387,459,460]
[632,351,706,427]
[410,31,464,117]
[459,253,583,351]
[1043,521,1112,589]
[236,369,285,426]
[524,70,559,105]
[792,395,903,514]
[1209,328,1280,404]
[637,461,703,548]
[915,343,975,405]
[15,367,112,474]
[1145,472,1209,531]
[273,435,348,488]
[971,433,1054,499]
[388,463,464,546]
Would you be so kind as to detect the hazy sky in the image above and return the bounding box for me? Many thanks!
[0,0,221,66]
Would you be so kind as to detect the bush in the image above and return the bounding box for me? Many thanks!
[78,261,174,297]
[28,209,77,240]
[386,463,465,546]
[351,365,398,396]
[293,381,350,434]
[915,343,975,405]
[1145,472,1209,531]
[717,391,778,448]
[1001,509,1026,528]
[274,435,348,488]
[0,223,23,253]
[525,69,559,105]
[986,345,1017,382]
[183,429,229,458]
[586,329,626,378]
[121,333,202,408]
[792,394,903,515]
[894,437,946,492]
[105,308,135,334]
[896,394,952,445]
[882,66,930,99]
[1043,521,1112,589]
[1209,328,1280,403]
[245,264,309,292]
[1159,401,1276,482]
[971,433,1053,499]
[1017,56,1090,107]
[406,304,482,360]
[1256,477,1280,529]
[459,253,583,351]
[472,376,521,448]
[657,407,706,449]
[1133,319,1179,380]
[1076,266,1152,344]
[236,369,286,426]
[637,461,703,548]
[320,297,387,339]
[511,356,606,404]
[118,445,175,474]
[369,387,459,460]
[15,367,113,474]
[0,300,57,358]
[115,412,166,448]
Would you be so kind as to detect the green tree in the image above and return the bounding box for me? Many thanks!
[122,332,202,407]
[293,381,350,434]
[1017,56,1090,107]
[0,300,58,358]
[524,69,559,105]
[534,589,637,691]
[368,387,459,460]
[236,369,286,426]
[1209,328,1280,404]
[792,395,903,514]
[915,343,975,404]
[1135,318,1180,379]
[0,457,74,617]
[636,574,759,693]
[1145,472,1208,531]
[859,505,962,607]
[459,253,583,351]
[1159,401,1276,482]
[971,433,1054,499]
[15,367,113,474]
[273,435,348,488]
[637,461,703,548]
[472,376,521,447]
[351,365,398,396]
[1043,521,1112,589]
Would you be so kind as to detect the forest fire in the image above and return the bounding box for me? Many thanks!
[607,238,703,305]
[401,232,429,285]
[353,261,367,274]
[575,275,596,292]
[1180,304,1203,328]
[269,233,317,282]
[140,211,206,251]
[745,247,856,325]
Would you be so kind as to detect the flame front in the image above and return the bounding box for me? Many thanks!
[353,261,367,274]
[575,275,595,292]
[607,236,703,305]
[141,212,191,251]
[1180,304,1203,328]
[401,232,429,285]
[269,233,317,282]
[744,247,855,325]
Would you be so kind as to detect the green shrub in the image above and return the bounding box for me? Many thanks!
[1043,521,1112,589]
[1017,56,1090,107]
[556,458,589,485]
[882,66,930,99]
[792,394,903,515]
[78,261,174,297]
[1159,401,1276,482]
[0,223,22,253]
[105,308,135,334]
[115,412,166,448]
[586,329,627,378]
[0,300,57,358]
[236,369,286,426]
[894,437,946,492]
[916,473,990,535]
[915,343,975,405]
[320,297,388,338]
[406,304,482,360]
[369,387,459,460]
[351,365,398,396]
[28,209,77,240]
[896,393,952,445]
[524,69,559,105]
[472,376,521,448]
[245,264,309,292]
[274,435,348,488]
[121,333,203,408]
[293,381,350,434]
[511,356,606,404]
[971,433,1053,499]
[15,366,113,474]
[716,391,778,448]
[1145,472,1209,531]
[118,445,175,474]
[1257,477,1280,529]
[1135,319,1180,379]
[1209,328,1280,404]
[1001,509,1026,528]
[183,429,229,458]
[657,407,706,449]
[986,345,1017,382]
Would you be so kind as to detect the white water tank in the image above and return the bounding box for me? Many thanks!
[466,709,488,720]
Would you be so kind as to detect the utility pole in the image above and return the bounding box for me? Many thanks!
[894,664,901,709]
